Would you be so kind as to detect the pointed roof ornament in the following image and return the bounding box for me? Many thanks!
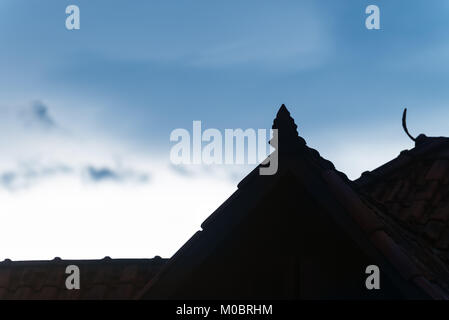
[271,104,306,153]
[273,104,298,133]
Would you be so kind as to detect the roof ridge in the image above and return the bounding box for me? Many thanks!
[322,168,449,299]
[355,137,449,187]
[0,257,166,265]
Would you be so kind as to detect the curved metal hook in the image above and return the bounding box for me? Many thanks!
[402,108,416,142]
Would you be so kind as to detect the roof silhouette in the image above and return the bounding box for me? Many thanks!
[0,257,166,299]
[1,104,449,299]
[138,105,445,299]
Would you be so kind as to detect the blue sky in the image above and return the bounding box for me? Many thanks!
[1,1,449,259]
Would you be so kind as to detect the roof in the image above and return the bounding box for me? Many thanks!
[2,105,449,300]
[0,257,167,299]
[139,105,443,299]
[355,135,449,296]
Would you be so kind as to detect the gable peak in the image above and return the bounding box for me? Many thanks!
[271,104,305,151]
[273,104,298,133]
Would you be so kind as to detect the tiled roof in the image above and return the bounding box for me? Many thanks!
[139,105,442,299]
[3,106,449,300]
[355,136,449,296]
[0,257,166,299]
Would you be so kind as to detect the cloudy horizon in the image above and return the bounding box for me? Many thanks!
[1,1,449,260]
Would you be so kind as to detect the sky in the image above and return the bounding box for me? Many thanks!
[1,1,449,260]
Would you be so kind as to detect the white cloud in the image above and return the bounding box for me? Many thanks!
[0,167,236,260]
[0,101,239,260]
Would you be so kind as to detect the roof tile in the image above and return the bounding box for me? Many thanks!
[436,228,449,250]
[356,137,449,299]
[416,180,440,201]
[409,200,429,224]
[0,288,8,299]
[12,287,33,300]
[413,276,448,300]
[426,159,449,180]
[82,284,108,300]
[0,258,166,299]
[369,230,422,281]
[119,265,139,283]
[432,201,449,222]
[424,220,445,242]
[39,286,60,300]
[105,283,135,299]
[0,268,12,288]
[322,170,384,234]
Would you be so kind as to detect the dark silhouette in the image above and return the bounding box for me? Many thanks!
[0,257,166,299]
[1,105,448,299]
[402,108,417,142]
[137,105,437,299]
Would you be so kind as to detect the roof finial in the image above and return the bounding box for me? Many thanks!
[402,108,416,142]
[273,104,298,136]
[271,104,306,152]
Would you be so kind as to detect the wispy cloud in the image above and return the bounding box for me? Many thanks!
[169,162,252,185]
[0,163,151,191]
[85,165,150,184]
[0,164,73,191]
[19,101,57,130]
[169,164,194,177]
[189,9,332,70]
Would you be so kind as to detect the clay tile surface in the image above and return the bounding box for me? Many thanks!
[0,258,167,300]
[356,137,449,296]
